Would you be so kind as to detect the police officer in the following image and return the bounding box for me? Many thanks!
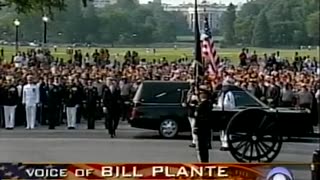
[47,77,62,129]
[102,77,121,138]
[3,76,19,129]
[64,77,81,129]
[194,89,212,162]
[83,79,99,129]
[22,75,40,130]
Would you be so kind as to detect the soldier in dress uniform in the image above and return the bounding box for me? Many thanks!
[102,77,121,138]
[22,75,40,130]
[217,77,236,151]
[3,76,19,129]
[16,79,25,126]
[184,80,198,148]
[74,78,84,124]
[37,77,49,125]
[47,77,62,129]
[54,76,65,126]
[64,77,81,129]
[83,79,99,129]
[194,89,212,163]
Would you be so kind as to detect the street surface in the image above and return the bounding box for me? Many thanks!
[0,121,319,179]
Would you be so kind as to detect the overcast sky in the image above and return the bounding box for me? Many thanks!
[139,0,246,5]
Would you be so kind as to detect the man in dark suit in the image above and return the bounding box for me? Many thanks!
[102,77,121,138]
[194,89,212,162]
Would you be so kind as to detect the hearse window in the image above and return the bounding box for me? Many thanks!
[233,91,262,107]
[140,83,188,103]
[152,89,183,103]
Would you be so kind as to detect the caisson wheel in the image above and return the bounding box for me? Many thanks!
[225,108,283,163]
[159,119,179,139]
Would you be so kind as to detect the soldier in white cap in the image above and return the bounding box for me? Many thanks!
[3,76,19,129]
[22,75,40,129]
[218,76,236,151]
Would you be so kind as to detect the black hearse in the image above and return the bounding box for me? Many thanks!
[129,81,190,138]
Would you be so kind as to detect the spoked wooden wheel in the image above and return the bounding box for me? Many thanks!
[225,108,283,163]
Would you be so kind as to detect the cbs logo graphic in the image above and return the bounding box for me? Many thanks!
[266,167,294,180]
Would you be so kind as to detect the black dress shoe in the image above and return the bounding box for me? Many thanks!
[220,147,229,151]
[189,144,196,148]
[208,145,212,149]
[110,134,115,138]
[49,127,55,130]
[6,128,13,130]
[68,127,75,130]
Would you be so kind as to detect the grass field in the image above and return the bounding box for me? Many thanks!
[1,45,319,63]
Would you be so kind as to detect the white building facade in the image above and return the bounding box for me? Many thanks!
[92,0,118,8]
[163,2,227,32]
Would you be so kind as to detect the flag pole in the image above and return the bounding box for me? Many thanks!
[194,0,202,88]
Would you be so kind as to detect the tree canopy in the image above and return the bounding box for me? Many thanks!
[0,0,191,44]
[221,0,320,46]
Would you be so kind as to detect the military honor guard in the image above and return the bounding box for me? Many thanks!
[22,75,40,129]
[218,77,236,151]
[3,76,19,129]
[64,77,81,129]
[83,79,99,129]
[194,89,212,162]
[185,80,198,148]
[47,77,62,129]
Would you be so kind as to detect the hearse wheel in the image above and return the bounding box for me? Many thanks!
[225,108,282,163]
[159,119,178,139]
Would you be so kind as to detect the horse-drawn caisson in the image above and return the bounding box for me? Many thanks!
[212,84,318,163]
[130,81,319,163]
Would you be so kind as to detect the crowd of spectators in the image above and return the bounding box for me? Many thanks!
[0,47,319,111]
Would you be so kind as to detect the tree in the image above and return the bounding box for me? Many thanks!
[252,12,270,47]
[306,11,320,44]
[234,17,254,45]
[221,3,236,45]
[0,0,66,14]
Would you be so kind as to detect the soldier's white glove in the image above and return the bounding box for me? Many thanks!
[103,107,108,113]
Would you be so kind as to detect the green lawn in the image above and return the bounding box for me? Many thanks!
[1,45,319,63]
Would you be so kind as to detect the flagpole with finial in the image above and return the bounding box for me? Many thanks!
[194,0,202,88]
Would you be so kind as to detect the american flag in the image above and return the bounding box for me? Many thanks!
[201,16,218,75]
[0,163,69,180]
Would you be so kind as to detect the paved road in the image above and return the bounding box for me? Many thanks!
[0,122,319,179]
